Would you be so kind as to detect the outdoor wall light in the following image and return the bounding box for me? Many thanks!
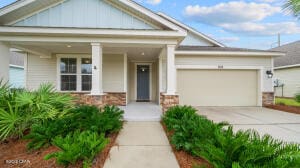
[94,66,97,70]
[266,70,273,78]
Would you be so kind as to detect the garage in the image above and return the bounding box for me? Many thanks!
[177,69,259,106]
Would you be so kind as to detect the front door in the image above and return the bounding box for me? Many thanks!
[137,65,150,102]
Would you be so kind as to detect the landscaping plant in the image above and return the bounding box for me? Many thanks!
[0,82,74,140]
[44,130,109,168]
[163,105,300,168]
[295,93,300,103]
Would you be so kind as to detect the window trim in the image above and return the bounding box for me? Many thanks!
[56,54,92,92]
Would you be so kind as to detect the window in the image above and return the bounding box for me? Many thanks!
[59,56,92,92]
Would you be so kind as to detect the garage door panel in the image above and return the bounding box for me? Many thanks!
[177,69,258,106]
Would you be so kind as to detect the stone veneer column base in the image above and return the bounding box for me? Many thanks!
[262,92,274,106]
[160,93,179,113]
[71,92,126,108]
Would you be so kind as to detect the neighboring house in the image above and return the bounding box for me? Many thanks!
[0,0,284,111]
[9,49,25,88]
[272,41,300,98]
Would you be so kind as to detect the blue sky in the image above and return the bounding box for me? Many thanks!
[1,0,300,49]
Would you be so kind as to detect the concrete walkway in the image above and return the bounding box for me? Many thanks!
[103,122,179,168]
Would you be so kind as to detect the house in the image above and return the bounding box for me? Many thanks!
[9,49,25,88]
[0,0,284,112]
[272,41,300,98]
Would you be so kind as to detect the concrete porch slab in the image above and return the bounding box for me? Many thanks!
[120,102,162,121]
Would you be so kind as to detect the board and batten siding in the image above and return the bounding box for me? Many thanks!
[26,54,57,90]
[274,67,300,97]
[13,0,156,30]
[180,32,214,46]
[26,53,125,92]
[175,55,274,92]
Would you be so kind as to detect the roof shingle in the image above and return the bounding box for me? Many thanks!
[271,41,300,67]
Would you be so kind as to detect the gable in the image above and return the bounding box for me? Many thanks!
[12,0,157,29]
[180,32,214,46]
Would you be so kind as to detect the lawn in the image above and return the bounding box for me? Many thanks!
[276,97,300,107]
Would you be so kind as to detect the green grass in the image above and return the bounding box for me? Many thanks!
[275,98,300,107]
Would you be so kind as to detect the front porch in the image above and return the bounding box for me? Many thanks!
[0,37,180,113]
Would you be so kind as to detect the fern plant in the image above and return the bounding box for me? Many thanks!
[44,130,109,168]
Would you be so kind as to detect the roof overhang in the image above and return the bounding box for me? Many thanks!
[157,12,225,47]
[274,64,300,70]
[0,26,186,39]
[175,50,286,57]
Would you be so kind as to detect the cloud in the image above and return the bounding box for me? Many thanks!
[217,37,240,43]
[184,1,281,24]
[146,0,162,5]
[183,1,300,36]
[221,22,300,35]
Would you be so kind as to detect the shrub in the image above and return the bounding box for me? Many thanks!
[44,130,109,168]
[0,82,74,140]
[25,105,123,150]
[68,105,124,135]
[295,93,300,103]
[163,106,300,168]
[24,118,74,150]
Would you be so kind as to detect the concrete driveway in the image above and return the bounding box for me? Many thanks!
[196,107,300,143]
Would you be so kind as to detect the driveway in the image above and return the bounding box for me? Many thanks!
[196,107,300,143]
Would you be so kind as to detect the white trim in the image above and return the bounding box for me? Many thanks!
[158,55,163,92]
[7,1,66,25]
[134,63,153,101]
[0,36,178,45]
[0,0,36,16]
[176,65,264,70]
[123,53,128,104]
[274,64,300,70]
[175,50,285,57]
[9,64,24,69]
[56,54,92,92]
[166,44,176,95]
[24,52,28,89]
[158,12,225,47]
[90,43,104,95]
[176,64,264,107]
[0,26,185,38]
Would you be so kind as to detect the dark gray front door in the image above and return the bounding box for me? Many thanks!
[137,65,150,102]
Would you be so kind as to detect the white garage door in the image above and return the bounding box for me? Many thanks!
[177,69,258,106]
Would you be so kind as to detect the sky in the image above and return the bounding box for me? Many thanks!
[1,0,300,49]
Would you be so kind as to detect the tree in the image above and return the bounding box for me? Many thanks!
[284,0,300,18]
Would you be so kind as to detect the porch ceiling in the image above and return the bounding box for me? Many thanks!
[10,42,162,61]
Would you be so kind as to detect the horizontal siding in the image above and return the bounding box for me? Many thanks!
[103,54,124,92]
[27,54,57,90]
[13,0,155,29]
[9,67,25,88]
[274,67,300,97]
[180,32,214,46]
[175,55,273,92]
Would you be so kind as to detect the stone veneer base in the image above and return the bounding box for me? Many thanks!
[160,93,179,112]
[262,92,275,106]
[71,92,126,108]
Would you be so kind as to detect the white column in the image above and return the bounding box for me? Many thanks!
[166,44,176,95]
[91,43,104,95]
[0,42,10,83]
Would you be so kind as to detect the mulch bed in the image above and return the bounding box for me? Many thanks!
[161,122,211,168]
[266,104,300,115]
[0,133,119,168]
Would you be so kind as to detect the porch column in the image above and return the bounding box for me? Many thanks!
[166,44,176,95]
[91,43,104,95]
[0,42,10,82]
